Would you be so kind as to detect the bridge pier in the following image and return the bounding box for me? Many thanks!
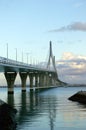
[52,73,58,86]
[39,73,45,87]
[4,72,17,94]
[46,73,50,87]
[34,73,38,87]
[29,73,34,92]
[48,73,53,86]
[34,73,39,93]
[43,75,46,86]
[19,72,28,92]
[45,73,55,86]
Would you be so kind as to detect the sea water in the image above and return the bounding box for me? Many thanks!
[0,86,86,130]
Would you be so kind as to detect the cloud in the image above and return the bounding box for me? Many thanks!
[49,22,86,32]
[62,52,86,61]
[56,52,86,84]
[74,2,84,8]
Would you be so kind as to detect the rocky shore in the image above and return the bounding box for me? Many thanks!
[68,91,86,103]
[0,99,17,130]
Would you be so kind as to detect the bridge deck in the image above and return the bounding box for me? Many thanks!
[0,56,55,73]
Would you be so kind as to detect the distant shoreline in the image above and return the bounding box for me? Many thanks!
[67,84,86,87]
[0,84,86,88]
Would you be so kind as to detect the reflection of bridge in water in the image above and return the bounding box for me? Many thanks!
[0,41,65,94]
[7,91,57,130]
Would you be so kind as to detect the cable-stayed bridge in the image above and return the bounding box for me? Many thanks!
[0,41,65,94]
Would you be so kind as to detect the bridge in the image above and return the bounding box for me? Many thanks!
[0,41,64,94]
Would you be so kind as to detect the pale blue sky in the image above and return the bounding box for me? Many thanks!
[0,0,86,62]
[0,0,86,84]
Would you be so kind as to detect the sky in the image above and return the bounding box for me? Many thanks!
[0,0,86,84]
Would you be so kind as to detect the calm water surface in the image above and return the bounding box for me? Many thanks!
[1,86,86,130]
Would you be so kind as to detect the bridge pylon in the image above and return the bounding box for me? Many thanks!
[47,41,66,86]
[47,41,58,78]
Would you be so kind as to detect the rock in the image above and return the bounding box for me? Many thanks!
[0,99,17,130]
[68,91,86,103]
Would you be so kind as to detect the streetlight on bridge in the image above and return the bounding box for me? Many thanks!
[7,43,8,59]
[26,53,30,64]
[15,48,17,62]
[22,51,23,63]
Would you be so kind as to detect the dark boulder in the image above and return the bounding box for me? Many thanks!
[68,91,86,103]
[0,99,17,130]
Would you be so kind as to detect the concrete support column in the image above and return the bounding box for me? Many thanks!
[19,72,28,92]
[45,74,49,86]
[49,73,53,86]
[39,74,44,87]
[4,72,17,94]
[29,73,33,88]
[42,74,45,87]
[34,73,39,93]
[44,75,47,86]
[52,73,57,86]
[46,73,50,87]
[35,74,38,87]
[52,78,55,86]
